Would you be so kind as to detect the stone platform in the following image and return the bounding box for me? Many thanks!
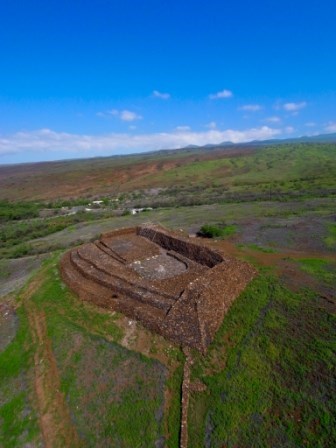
[60,224,256,352]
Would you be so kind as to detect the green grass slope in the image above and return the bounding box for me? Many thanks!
[0,143,335,201]
[188,265,336,447]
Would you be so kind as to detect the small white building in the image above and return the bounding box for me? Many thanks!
[130,207,153,215]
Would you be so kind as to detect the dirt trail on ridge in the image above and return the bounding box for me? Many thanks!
[22,272,81,448]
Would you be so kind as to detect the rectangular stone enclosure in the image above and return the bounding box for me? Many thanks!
[60,224,256,352]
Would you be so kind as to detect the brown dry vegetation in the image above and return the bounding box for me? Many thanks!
[0,147,254,201]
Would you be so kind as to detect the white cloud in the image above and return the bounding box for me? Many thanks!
[206,121,217,129]
[325,122,336,132]
[176,126,191,131]
[265,116,281,123]
[283,101,307,112]
[120,110,142,121]
[305,122,316,127]
[209,89,233,99]
[97,109,142,121]
[153,90,171,100]
[0,126,283,160]
[284,126,295,134]
[239,104,262,112]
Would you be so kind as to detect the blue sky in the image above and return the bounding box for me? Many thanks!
[1,0,335,164]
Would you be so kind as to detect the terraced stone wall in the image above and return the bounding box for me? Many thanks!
[60,225,257,352]
[137,225,224,268]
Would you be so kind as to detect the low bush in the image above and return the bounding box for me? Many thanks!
[198,223,237,239]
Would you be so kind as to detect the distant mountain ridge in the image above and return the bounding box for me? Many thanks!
[180,132,336,150]
[1,132,335,168]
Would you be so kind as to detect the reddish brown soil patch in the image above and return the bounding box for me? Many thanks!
[180,347,193,448]
[28,308,81,448]
[21,272,80,448]
[60,224,256,352]
[0,147,256,201]
[0,302,18,352]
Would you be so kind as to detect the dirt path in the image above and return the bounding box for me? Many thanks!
[180,347,193,448]
[22,272,81,448]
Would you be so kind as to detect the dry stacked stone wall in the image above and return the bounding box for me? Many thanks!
[60,224,256,352]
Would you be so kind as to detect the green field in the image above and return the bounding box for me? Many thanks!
[134,144,336,191]
[0,142,335,447]
[0,143,335,203]
[188,267,336,447]
[0,256,183,447]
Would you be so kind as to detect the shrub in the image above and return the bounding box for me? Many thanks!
[198,223,236,239]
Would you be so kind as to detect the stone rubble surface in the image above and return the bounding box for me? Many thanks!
[60,224,257,352]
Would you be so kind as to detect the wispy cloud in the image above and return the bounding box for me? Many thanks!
[0,126,283,161]
[97,109,142,121]
[209,89,233,99]
[325,122,336,132]
[265,116,281,123]
[239,104,262,112]
[305,122,316,127]
[120,110,142,121]
[205,121,217,129]
[284,126,295,134]
[153,90,171,100]
[175,126,191,131]
[283,101,307,112]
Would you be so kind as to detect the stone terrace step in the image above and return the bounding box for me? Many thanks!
[95,240,126,264]
[71,250,176,312]
[79,243,176,301]
[79,243,135,279]
[61,252,113,306]
[61,252,165,326]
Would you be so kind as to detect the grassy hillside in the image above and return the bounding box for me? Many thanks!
[188,268,336,447]
[1,242,335,446]
[0,143,335,201]
[0,255,183,447]
[130,143,336,190]
[0,142,335,447]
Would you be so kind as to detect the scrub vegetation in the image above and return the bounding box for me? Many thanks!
[198,223,237,239]
[1,256,182,447]
[188,270,336,447]
[0,141,335,447]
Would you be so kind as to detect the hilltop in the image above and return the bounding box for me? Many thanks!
[0,138,335,202]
